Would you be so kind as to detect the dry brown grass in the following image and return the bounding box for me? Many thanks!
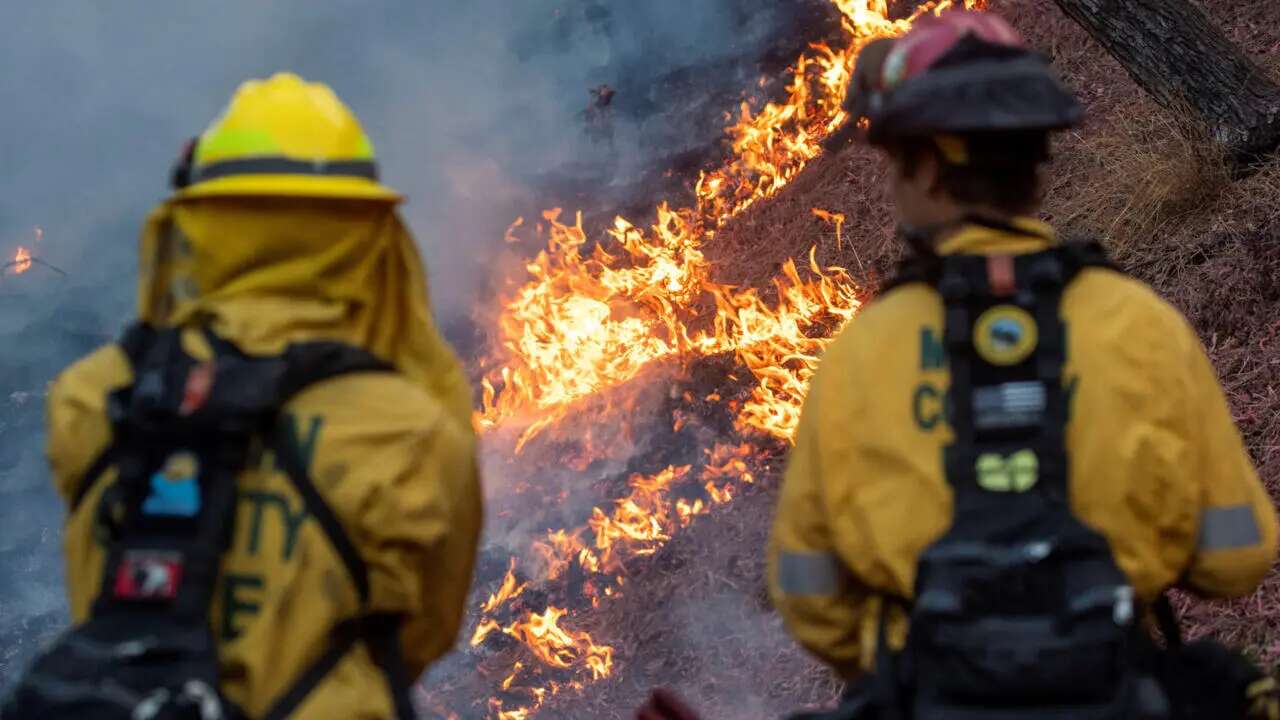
[1047,100,1232,270]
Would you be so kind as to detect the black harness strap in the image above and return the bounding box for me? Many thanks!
[262,620,365,720]
[257,342,417,720]
[939,257,983,500]
[261,615,413,720]
[70,323,158,513]
[1025,252,1071,502]
[364,614,417,720]
[259,339,394,606]
[72,448,119,513]
[274,419,371,603]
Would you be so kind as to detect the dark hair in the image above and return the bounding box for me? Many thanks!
[895,132,1049,215]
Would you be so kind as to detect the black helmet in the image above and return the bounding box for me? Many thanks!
[837,11,1082,149]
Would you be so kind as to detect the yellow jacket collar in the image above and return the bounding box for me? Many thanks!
[935,217,1057,256]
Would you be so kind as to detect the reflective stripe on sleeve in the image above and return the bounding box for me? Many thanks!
[776,550,847,596]
[1199,505,1263,551]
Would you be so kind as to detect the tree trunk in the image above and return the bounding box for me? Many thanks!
[1052,0,1280,164]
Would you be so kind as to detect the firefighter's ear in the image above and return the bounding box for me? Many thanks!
[915,147,944,198]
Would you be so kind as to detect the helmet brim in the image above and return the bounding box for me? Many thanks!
[174,174,402,202]
[866,56,1082,145]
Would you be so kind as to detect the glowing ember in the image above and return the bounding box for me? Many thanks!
[504,217,525,244]
[461,2,984,717]
[9,247,32,275]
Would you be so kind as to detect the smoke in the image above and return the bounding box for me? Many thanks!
[0,0,811,693]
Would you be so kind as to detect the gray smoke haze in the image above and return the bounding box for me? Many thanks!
[0,0,806,695]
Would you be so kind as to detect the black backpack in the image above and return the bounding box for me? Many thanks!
[3,324,414,720]
[876,237,1170,720]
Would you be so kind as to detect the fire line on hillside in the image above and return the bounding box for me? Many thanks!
[434,2,983,718]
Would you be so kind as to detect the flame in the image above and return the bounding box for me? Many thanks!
[812,208,847,250]
[9,247,32,275]
[470,618,501,647]
[533,528,599,581]
[505,217,525,244]
[482,558,529,614]
[502,662,525,691]
[501,606,615,677]
[461,2,984,717]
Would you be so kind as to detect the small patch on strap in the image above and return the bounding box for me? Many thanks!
[141,452,201,517]
[180,362,215,416]
[987,254,1016,297]
[973,305,1038,366]
[976,449,1039,493]
[114,551,183,600]
[974,381,1046,430]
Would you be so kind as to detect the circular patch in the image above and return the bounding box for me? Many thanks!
[973,305,1038,366]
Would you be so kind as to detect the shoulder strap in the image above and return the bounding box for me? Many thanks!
[117,321,156,366]
[261,342,415,720]
[278,340,393,399]
[880,253,941,295]
[1152,593,1183,649]
[1059,240,1118,275]
[261,620,365,720]
[268,340,393,603]
[69,323,156,512]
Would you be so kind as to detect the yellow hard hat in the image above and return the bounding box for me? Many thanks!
[175,72,400,202]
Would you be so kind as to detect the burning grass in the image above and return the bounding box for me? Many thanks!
[431,1,1280,717]
[447,3,984,717]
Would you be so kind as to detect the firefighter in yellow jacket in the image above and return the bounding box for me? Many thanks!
[44,73,481,718]
[770,10,1278,717]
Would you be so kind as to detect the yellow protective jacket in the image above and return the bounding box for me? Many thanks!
[769,219,1279,678]
[48,197,481,718]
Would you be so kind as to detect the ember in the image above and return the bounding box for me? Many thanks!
[7,247,32,275]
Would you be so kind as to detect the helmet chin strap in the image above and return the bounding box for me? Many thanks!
[170,137,199,190]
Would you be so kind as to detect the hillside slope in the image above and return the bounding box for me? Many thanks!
[544,1,1280,717]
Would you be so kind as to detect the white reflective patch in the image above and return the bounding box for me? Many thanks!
[777,551,847,596]
[1199,505,1262,551]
